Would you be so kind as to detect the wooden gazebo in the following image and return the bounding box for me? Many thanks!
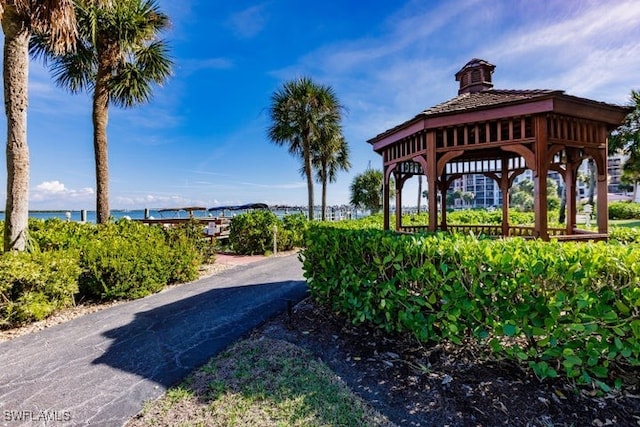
[368,59,632,240]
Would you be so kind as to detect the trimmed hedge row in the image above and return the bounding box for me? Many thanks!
[301,225,640,389]
[609,202,640,220]
[1,218,210,327]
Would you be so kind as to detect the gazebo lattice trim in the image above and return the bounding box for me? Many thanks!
[368,59,632,241]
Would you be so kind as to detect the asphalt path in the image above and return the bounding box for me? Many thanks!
[0,254,307,427]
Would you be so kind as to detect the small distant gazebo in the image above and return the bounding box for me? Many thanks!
[367,59,632,240]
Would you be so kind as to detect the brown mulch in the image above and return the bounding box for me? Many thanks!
[252,298,640,427]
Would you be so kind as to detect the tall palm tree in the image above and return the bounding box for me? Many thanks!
[268,77,343,220]
[1,0,76,251]
[312,132,350,220]
[32,0,172,224]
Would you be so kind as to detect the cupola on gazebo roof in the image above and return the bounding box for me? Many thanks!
[368,59,632,240]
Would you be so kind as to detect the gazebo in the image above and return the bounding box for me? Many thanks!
[368,59,632,240]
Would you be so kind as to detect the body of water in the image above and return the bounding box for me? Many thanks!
[0,206,363,222]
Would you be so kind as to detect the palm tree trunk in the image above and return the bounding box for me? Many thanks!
[321,174,327,221]
[303,141,314,220]
[2,9,31,251]
[93,58,111,224]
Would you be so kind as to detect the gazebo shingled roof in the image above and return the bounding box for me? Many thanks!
[368,59,632,240]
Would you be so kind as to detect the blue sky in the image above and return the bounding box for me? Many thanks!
[1,0,639,210]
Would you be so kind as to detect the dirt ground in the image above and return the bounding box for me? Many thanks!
[253,298,640,427]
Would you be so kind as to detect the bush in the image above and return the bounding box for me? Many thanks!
[230,210,279,255]
[609,226,640,244]
[229,211,308,255]
[78,220,201,301]
[28,217,95,251]
[301,224,640,389]
[0,250,81,327]
[609,202,640,220]
[281,213,308,250]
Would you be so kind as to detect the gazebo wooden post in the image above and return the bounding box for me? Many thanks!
[426,131,438,232]
[395,171,403,231]
[534,116,549,240]
[596,147,609,235]
[565,149,579,234]
[501,158,510,236]
[383,165,394,231]
[439,179,448,231]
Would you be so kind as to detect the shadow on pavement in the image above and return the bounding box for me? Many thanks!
[92,280,307,388]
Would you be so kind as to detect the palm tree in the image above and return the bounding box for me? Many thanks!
[1,0,76,251]
[312,132,350,220]
[31,0,172,224]
[350,169,393,213]
[610,89,640,155]
[268,77,343,220]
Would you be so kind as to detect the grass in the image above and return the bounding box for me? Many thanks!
[128,337,394,427]
[609,219,640,228]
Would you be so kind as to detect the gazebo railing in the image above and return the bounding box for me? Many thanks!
[398,224,607,241]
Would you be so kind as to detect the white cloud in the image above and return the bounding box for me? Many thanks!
[179,58,235,75]
[226,5,268,39]
[30,181,95,208]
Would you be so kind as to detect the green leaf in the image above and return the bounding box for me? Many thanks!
[503,324,517,337]
[615,300,630,315]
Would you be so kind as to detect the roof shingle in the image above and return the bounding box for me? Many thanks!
[420,89,559,116]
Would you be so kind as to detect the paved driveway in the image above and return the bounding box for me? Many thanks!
[0,254,306,427]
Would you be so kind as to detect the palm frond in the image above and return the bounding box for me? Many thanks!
[30,0,77,54]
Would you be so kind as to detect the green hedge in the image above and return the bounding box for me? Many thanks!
[77,220,202,301]
[0,250,81,327]
[229,211,307,255]
[609,202,640,220]
[301,225,640,389]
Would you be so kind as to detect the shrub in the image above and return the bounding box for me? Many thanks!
[163,221,206,283]
[0,250,81,327]
[301,224,640,389]
[28,217,95,251]
[609,202,640,220]
[229,210,279,255]
[78,220,200,301]
[280,213,308,250]
[609,226,640,244]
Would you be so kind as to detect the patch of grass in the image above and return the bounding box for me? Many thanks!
[127,338,395,427]
[610,219,640,228]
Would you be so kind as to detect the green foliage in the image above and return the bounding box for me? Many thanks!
[609,226,640,244]
[1,218,207,324]
[267,76,345,220]
[350,169,391,213]
[29,218,95,250]
[609,89,640,155]
[510,178,560,211]
[78,220,201,301]
[281,213,308,249]
[169,219,217,264]
[230,211,307,255]
[301,224,640,389]
[0,250,81,327]
[609,201,640,220]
